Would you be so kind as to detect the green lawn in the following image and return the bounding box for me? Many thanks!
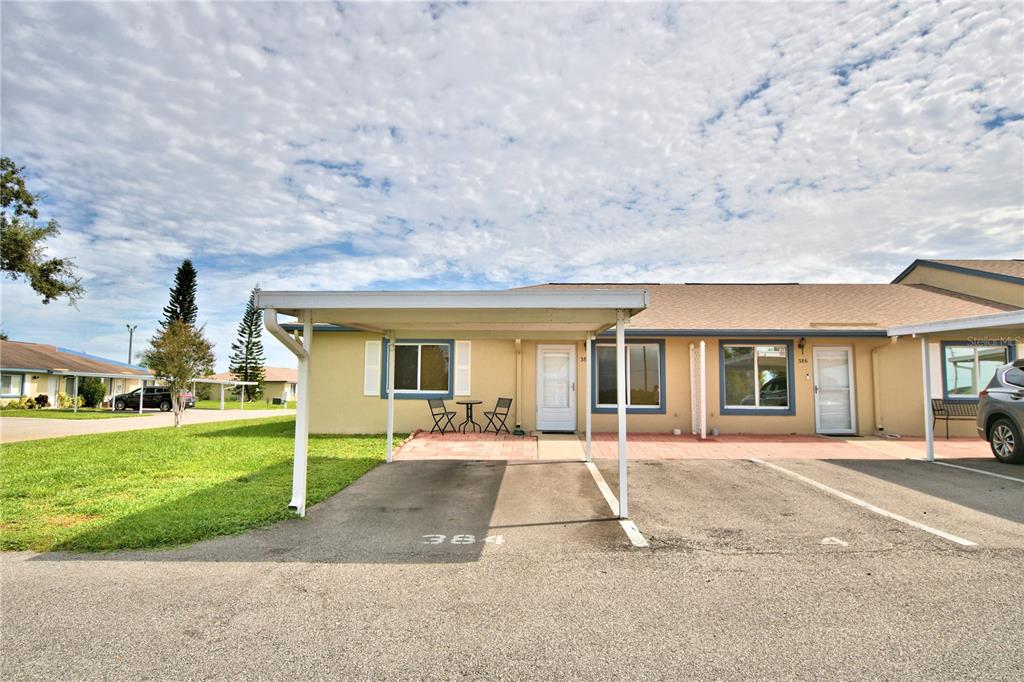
[0,417,388,552]
[0,408,147,420]
[193,399,296,410]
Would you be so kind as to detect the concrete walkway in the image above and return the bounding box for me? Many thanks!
[393,431,993,462]
[0,408,295,443]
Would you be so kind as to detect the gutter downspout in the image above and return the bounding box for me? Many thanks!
[265,308,312,515]
[870,336,898,432]
[513,339,525,435]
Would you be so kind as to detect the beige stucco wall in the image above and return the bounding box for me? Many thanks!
[899,265,1024,307]
[262,380,295,402]
[872,332,1023,438]
[308,333,516,434]
[306,329,1021,438]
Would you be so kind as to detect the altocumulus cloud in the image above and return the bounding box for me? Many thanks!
[1,1,1021,367]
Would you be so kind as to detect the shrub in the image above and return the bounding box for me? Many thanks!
[33,394,50,408]
[3,396,34,410]
[79,378,105,408]
[57,392,85,408]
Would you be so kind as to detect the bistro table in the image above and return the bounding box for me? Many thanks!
[456,400,483,433]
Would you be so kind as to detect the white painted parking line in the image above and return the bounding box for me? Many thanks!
[750,458,977,547]
[913,458,1024,484]
[585,462,649,548]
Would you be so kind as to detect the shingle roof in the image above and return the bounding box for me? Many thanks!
[0,341,151,376]
[520,283,1016,333]
[207,367,297,383]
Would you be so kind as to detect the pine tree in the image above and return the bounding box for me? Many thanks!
[160,259,198,329]
[228,285,265,400]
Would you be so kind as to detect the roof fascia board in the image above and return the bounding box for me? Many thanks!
[602,328,890,338]
[255,289,649,312]
[891,259,1024,285]
[887,309,1024,336]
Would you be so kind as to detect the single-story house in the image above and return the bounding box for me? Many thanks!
[273,259,1022,439]
[254,258,1022,517]
[0,340,153,407]
[205,367,298,403]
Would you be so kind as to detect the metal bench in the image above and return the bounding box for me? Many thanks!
[931,399,979,439]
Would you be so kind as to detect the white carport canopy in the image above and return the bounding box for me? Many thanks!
[191,378,259,410]
[888,309,1024,461]
[256,289,649,517]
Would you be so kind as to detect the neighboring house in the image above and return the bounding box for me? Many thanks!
[892,259,1024,307]
[267,259,1022,439]
[0,340,153,407]
[205,367,298,403]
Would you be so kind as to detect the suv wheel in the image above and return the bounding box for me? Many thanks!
[159,400,172,412]
[989,418,1024,464]
[114,400,126,411]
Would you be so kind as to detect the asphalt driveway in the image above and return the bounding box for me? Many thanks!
[3,454,1023,679]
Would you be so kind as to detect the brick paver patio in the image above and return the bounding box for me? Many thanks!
[393,430,992,461]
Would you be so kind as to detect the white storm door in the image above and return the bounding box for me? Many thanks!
[813,347,856,434]
[536,345,577,432]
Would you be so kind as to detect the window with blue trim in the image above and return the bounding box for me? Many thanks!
[1,373,24,398]
[721,342,792,413]
[393,342,450,393]
[942,342,1011,399]
[594,341,662,409]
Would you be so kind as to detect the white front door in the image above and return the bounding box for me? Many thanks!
[536,344,577,432]
[813,347,857,434]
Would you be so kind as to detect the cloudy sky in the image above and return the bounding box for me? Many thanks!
[2,1,1022,369]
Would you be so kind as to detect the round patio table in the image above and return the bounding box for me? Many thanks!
[456,400,483,433]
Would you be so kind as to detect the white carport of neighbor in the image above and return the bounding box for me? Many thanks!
[191,378,259,409]
[888,308,1024,462]
[258,289,649,518]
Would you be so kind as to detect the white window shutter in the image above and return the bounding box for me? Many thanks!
[364,340,382,396]
[454,341,471,396]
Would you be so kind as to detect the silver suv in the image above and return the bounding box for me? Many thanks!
[977,359,1024,464]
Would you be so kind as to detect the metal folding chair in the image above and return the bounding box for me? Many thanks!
[428,399,457,434]
[483,397,513,434]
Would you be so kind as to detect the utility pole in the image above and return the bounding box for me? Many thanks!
[126,324,138,365]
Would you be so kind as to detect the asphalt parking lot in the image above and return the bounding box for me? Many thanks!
[3,455,1023,679]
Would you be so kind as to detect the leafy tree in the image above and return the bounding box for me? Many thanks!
[228,285,265,400]
[141,320,215,427]
[160,259,199,329]
[79,377,106,408]
[0,157,84,304]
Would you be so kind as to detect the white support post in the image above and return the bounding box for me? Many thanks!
[289,311,313,516]
[585,333,593,462]
[241,384,245,410]
[385,332,397,463]
[73,375,79,413]
[921,335,935,462]
[699,340,707,440]
[616,311,628,519]
[139,379,144,414]
[220,384,225,410]
[110,379,115,412]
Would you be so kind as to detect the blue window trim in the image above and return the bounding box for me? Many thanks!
[590,338,667,415]
[380,338,455,400]
[939,340,1015,403]
[1,372,26,399]
[719,339,796,416]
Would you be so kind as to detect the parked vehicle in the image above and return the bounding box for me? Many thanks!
[113,386,194,412]
[977,359,1024,464]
